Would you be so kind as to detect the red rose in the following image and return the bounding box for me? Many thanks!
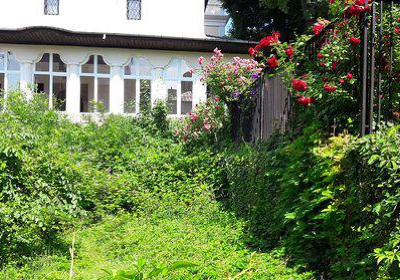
[214,97,220,102]
[396,27,400,34]
[350,37,361,46]
[183,134,188,142]
[322,77,328,82]
[285,46,294,59]
[297,96,316,107]
[324,83,337,92]
[292,79,308,91]
[340,79,345,84]
[332,61,339,71]
[257,33,280,49]
[317,53,323,59]
[313,23,324,36]
[346,73,353,80]
[249,47,257,56]
[348,4,364,17]
[267,56,279,68]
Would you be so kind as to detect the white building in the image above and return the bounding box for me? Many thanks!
[0,0,251,118]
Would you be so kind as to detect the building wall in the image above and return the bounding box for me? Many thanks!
[0,0,206,38]
[204,0,229,36]
[0,44,244,120]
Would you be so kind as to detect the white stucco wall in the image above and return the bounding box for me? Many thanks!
[1,0,206,38]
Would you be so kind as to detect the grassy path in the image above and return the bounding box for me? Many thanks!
[1,202,313,280]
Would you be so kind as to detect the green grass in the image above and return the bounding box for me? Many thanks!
[0,200,313,280]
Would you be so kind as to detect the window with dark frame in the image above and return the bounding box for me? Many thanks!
[127,0,141,20]
[44,0,59,15]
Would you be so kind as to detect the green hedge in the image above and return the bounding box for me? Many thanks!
[221,124,400,279]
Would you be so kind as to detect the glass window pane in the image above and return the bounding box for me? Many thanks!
[166,81,178,114]
[127,0,141,20]
[140,80,151,113]
[53,54,67,72]
[7,74,20,91]
[7,52,20,71]
[34,74,50,106]
[98,78,110,112]
[53,76,67,111]
[181,81,193,114]
[181,60,193,78]
[98,56,110,74]
[125,58,136,76]
[80,76,94,112]
[0,52,5,71]
[35,53,50,72]
[0,73,4,94]
[124,79,136,113]
[45,0,59,15]
[165,59,179,79]
[81,55,95,73]
[34,74,50,94]
[139,58,152,77]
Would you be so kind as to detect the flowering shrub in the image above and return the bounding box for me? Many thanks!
[196,48,263,104]
[244,0,397,132]
[175,97,229,145]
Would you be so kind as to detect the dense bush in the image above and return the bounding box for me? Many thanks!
[0,91,83,261]
[0,91,225,264]
[219,123,400,279]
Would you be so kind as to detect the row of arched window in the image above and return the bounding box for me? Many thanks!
[0,51,196,115]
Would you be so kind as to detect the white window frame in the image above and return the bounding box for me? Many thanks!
[79,54,111,113]
[0,51,21,97]
[123,57,153,114]
[164,58,195,116]
[33,53,67,109]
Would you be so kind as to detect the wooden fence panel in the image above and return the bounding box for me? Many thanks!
[241,74,290,143]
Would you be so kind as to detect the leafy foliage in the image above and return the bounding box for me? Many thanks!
[221,0,329,40]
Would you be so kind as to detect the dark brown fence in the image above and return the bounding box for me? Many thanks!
[236,74,291,142]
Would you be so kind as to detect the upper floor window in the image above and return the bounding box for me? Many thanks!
[44,0,59,15]
[127,0,141,20]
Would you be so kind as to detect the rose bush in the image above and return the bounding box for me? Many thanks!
[196,48,263,105]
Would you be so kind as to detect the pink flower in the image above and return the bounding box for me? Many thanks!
[214,97,220,102]
[190,115,197,123]
[203,123,211,132]
[198,56,204,65]
[340,79,345,84]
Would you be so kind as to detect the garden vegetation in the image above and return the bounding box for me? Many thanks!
[2,0,400,279]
